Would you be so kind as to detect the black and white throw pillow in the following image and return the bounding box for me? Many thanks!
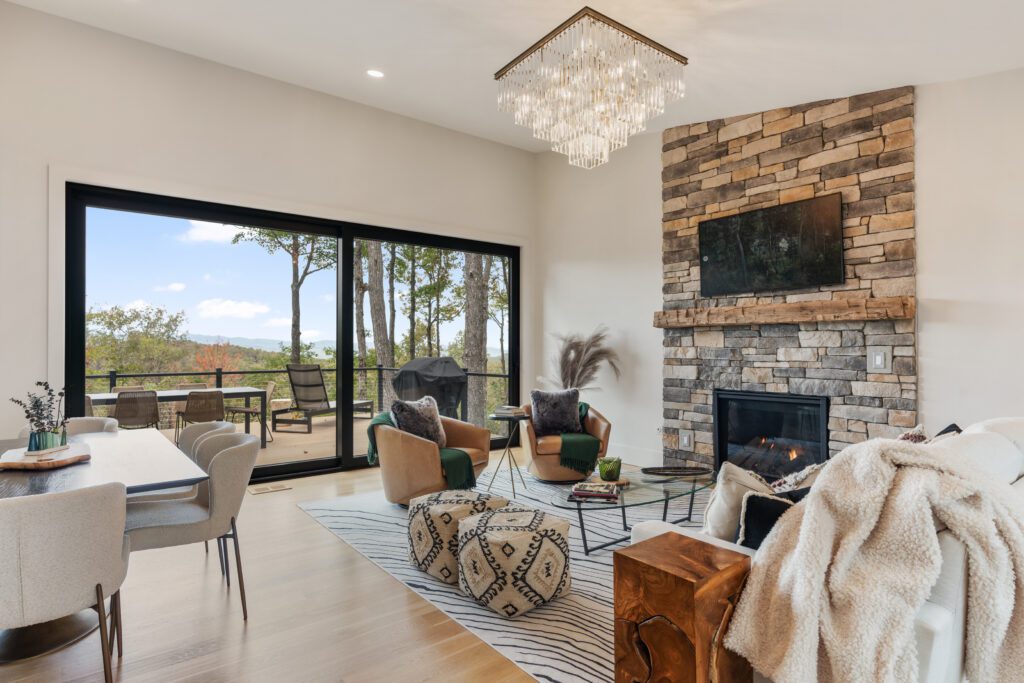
[530,388,582,437]
[735,487,810,550]
[391,395,446,448]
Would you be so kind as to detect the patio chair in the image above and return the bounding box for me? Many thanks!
[175,390,225,443]
[272,364,337,434]
[226,381,275,442]
[112,390,159,430]
[172,382,208,421]
[112,385,145,393]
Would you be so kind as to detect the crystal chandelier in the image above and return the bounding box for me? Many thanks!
[495,7,687,169]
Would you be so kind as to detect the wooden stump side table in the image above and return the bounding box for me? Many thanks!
[613,532,753,683]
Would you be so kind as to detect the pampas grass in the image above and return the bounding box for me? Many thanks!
[550,326,621,391]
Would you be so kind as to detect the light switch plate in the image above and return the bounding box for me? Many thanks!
[867,346,892,373]
[680,431,693,448]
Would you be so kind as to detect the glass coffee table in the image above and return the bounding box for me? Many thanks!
[549,471,713,555]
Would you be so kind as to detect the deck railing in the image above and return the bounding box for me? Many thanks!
[85,365,512,429]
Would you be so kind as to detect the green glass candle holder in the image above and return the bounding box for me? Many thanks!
[598,457,622,481]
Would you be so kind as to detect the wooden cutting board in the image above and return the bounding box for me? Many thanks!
[0,444,91,470]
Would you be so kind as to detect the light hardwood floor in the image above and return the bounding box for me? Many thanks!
[6,452,534,683]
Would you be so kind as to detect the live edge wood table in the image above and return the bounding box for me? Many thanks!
[614,532,753,683]
[0,429,209,665]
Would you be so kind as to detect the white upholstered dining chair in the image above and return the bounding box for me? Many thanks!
[179,421,235,461]
[126,421,235,509]
[67,416,119,435]
[0,483,130,683]
[125,433,259,620]
[17,416,119,439]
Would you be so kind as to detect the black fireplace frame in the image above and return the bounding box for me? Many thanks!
[712,389,829,477]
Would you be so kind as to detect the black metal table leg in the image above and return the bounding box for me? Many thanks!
[259,391,267,448]
[686,477,697,521]
[621,504,628,531]
[243,396,251,434]
[576,503,590,555]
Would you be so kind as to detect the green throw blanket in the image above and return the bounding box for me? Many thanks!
[366,412,476,490]
[559,402,602,475]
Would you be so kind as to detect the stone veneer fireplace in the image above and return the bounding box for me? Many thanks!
[658,86,918,469]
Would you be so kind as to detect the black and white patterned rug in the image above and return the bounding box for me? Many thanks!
[299,468,710,683]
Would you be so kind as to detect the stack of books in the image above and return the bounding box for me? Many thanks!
[567,481,620,504]
[494,405,527,418]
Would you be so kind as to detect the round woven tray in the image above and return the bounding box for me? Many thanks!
[640,465,713,478]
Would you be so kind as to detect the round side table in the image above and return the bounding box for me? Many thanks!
[486,414,529,497]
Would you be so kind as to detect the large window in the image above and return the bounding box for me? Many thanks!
[66,184,520,480]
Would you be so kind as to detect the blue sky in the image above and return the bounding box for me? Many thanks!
[86,208,504,351]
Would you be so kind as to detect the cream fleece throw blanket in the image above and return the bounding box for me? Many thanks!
[724,438,1024,683]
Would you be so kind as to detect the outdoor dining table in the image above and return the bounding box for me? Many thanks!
[88,385,268,448]
[0,428,209,664]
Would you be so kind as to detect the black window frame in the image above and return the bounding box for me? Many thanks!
[65,182,521,482]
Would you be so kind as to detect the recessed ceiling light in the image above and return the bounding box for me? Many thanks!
[366,69,385,79]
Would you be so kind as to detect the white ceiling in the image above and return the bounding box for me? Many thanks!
[10,0,1024,152]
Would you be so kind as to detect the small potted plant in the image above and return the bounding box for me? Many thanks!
[10,382,68,453]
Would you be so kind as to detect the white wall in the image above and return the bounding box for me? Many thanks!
[535,136,665,466]
[0,3,537,434]
[916,68,1024,430]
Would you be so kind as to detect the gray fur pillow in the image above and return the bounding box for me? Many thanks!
[391,395,446,448]
[531,388,582,437]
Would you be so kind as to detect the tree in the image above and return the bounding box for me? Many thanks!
[86,304,190,377]
[463,252,491,426]
[232,228,337,364]
[487,256,510,375]
[353,240,369,399]
[387,243,397,364]
[418,248,461,356]
[366,241,393,369]
[193,342,242,385]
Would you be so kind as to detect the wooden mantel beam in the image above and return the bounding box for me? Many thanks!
[653,295,915,329]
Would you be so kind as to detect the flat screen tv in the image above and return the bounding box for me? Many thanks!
[698,193,844,297]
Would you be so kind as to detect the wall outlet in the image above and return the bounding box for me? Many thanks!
[680,432,692,448]
[867,346,892,373]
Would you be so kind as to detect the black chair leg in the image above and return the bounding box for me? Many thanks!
[95,585,113,683]
[231,517,249,620]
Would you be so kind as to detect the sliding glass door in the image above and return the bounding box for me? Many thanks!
[350,240,515,461]
[65,184,519,479]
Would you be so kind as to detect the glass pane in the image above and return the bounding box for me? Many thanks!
[84,208,338,469]
[351,240,512,455]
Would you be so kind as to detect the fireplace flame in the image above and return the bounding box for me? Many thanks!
[788,448,799,461]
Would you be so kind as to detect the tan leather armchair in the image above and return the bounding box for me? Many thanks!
[375,416,492,505]
[521,404,612,483]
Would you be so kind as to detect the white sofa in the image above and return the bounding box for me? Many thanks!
[631,417,1024,683]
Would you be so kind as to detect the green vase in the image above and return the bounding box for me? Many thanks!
[28,430,66,452]
[598,457,622,481]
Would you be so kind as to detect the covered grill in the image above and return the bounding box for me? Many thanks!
[391,357,468,419]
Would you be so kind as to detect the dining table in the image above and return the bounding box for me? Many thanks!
[0,428,209,664]
[88,386,268,448]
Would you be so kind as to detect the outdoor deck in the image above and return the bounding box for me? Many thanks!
[159,415,372,467]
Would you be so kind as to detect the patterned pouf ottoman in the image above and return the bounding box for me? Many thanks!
[408,491,509,584]
[457,506,572,618]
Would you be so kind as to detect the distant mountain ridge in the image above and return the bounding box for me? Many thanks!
[187,334,504,361]
[187,334,336,355]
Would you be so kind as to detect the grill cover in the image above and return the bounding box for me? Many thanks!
[391,357,467,418]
